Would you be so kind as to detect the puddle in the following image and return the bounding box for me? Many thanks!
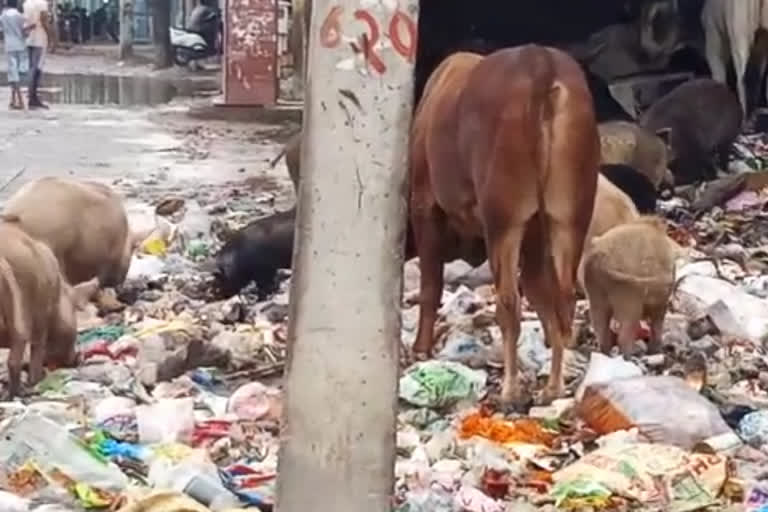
[1,73,219,106]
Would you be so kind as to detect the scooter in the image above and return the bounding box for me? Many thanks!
[170,27,211,66]
[170,4,221,68]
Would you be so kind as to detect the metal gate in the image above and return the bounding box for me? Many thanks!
[223,0,278,106]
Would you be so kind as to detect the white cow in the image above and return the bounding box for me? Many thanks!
[701,0,768,115]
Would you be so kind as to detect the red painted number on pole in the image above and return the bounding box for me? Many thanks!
[319,5,417,73]
[320,5,343,48]
[354,9,387,74]
[389,9,417,62]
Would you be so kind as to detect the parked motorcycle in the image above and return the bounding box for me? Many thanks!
[170,3,221,68]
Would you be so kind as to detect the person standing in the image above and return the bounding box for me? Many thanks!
[23,0,51,109]
[1,0,28,110]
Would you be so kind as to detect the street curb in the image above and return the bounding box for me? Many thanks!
[186,102,303,124]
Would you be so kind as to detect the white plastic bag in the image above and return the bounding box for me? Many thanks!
[137,398,195,444]
[576,352,643,401]
[0,490,29,512]
[674,273,768,340]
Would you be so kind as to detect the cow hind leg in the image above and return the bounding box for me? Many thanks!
[411,206,447,359]
[521,216,581,404]
[486,223,525,407]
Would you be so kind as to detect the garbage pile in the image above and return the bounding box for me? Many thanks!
[392,133,768,511]
[8,135,768,511]
[0,192,287,512]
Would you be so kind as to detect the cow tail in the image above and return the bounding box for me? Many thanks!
[531,52,557,208]
[535,51,572,334]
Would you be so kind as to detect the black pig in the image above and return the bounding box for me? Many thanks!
[600,163,658,214]
[639,78,742,185]
[214,208,296,300]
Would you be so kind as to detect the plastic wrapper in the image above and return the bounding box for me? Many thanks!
[745,482,768,512]
[578,375,732,449]
[552,442,727,512]
[458,412,556,447]
[399,361,487,409]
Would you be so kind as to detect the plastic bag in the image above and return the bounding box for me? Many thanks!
[0,490,30,512]
[552,442,727,512]
[137,398,195,444]
[227,382,282,421]
[453,485,504,512]
[0,411,128,493]
[738,410,768,448]
[578,375,732,449]
[575,352,643,401]
[436,331,492,369]
[674,272,768,340]
[399,361,487,409]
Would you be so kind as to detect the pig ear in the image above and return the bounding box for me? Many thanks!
[72,278,100,310]
[655,127,672,146]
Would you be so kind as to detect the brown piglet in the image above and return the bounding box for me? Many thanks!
[599,120,673,189]
[2,177,151,288]
[582,216,681,358]
[576,174,639,295]
[0,221,98,397]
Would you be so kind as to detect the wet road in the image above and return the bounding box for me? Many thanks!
[0,89,298,231]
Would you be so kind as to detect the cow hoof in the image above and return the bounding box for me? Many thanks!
[490,389,533,415]
[535,385,563,406]
[494,394,531,414]
[408,349,432,365]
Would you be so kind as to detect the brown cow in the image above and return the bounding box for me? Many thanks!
[410,46,599,406]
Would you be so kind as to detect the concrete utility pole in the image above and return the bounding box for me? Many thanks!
[119,0,134,60]
[276,0,418,509]
[288,0,310,100]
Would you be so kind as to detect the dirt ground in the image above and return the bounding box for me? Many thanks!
[0,84,300,232]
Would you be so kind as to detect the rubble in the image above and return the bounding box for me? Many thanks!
[8,129,768,512]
